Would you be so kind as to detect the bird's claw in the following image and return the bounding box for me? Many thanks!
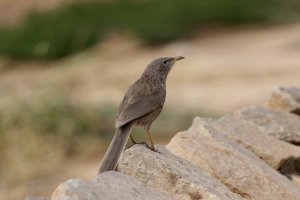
[128,141,150,149]
[147,145,157,152]
[128,142,158,152]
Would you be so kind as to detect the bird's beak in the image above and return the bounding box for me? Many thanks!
[169,56,185,64]
[174,56,185,61]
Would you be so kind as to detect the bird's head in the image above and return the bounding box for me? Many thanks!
[143,56,185,78]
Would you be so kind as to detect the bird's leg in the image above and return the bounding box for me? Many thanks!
[127,134,138,149]
[130,134,137,144]
[146,129,156,151]
[127,133,151,149]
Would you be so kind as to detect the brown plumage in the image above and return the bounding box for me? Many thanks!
[98,56,184,174]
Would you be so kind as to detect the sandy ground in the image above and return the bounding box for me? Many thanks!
[1,23,300,199]
[0,0,79,25]
[1,23,300,114]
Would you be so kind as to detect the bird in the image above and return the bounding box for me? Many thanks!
[98,56,184,174]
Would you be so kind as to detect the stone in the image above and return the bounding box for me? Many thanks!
[202,115,300,187]
[233,106,300,144]
[267,86,300,115]
[118,145,243,200]
[51,171,174,200]
[166,117,300,200]
[25,196,49,200]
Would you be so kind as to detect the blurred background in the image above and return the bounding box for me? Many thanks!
[1,0,300,199]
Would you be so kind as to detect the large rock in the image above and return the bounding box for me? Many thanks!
[267,86,300,115]
[25,196,49,200]
[51,171,175,200]
[233,106,300,144]
[202,116,300,187]
[166,117,300,200]
[118,145,243,200]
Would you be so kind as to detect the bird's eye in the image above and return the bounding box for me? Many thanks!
[163,61,167,65]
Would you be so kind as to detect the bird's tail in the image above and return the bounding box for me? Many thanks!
[98,123,133,174]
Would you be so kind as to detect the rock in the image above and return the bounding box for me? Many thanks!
[118,145,243,200]
[166,117,300,200]
[267,86,300,115]
[210,115,300,169]
[279,156,300,187]
[202,115,300,187]
[233,106,300,144]
[25,196,49,200]
[51,171,174,200]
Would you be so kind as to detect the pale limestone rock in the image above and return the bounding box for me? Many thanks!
[201,116,300,187]
[25,196,49,200]
[118,145,243,200]
[233,106,300,144]
[267,86,300,115]
[51,171,174,200]
[166,117,300,200]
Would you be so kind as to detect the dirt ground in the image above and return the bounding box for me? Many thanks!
[1,23,300,114]
[1,22,300,199]
[0,0,79,25]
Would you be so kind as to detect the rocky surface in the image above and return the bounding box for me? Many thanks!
[25,196,49,200]
[267,86,300,115]
[51,171,175,200]
[196,115,300,187]
[232,106,300,144]
[118,145,242,200]
[219,116,300,169]
[166,118,300,200]
[219,114,300,188]
[33,87,300,200]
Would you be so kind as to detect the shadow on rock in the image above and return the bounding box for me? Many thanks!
[279,156,300,179]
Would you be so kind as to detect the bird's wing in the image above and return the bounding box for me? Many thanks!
[115,81,165,128]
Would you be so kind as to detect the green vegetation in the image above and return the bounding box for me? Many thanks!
[0,90,210,185]
[0,93,202,143]
[0,0,299,60]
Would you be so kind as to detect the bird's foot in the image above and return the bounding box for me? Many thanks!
[138,143,157,152]
[128,141,150,149]
[127,141,157,152]
[148,145,157,152]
